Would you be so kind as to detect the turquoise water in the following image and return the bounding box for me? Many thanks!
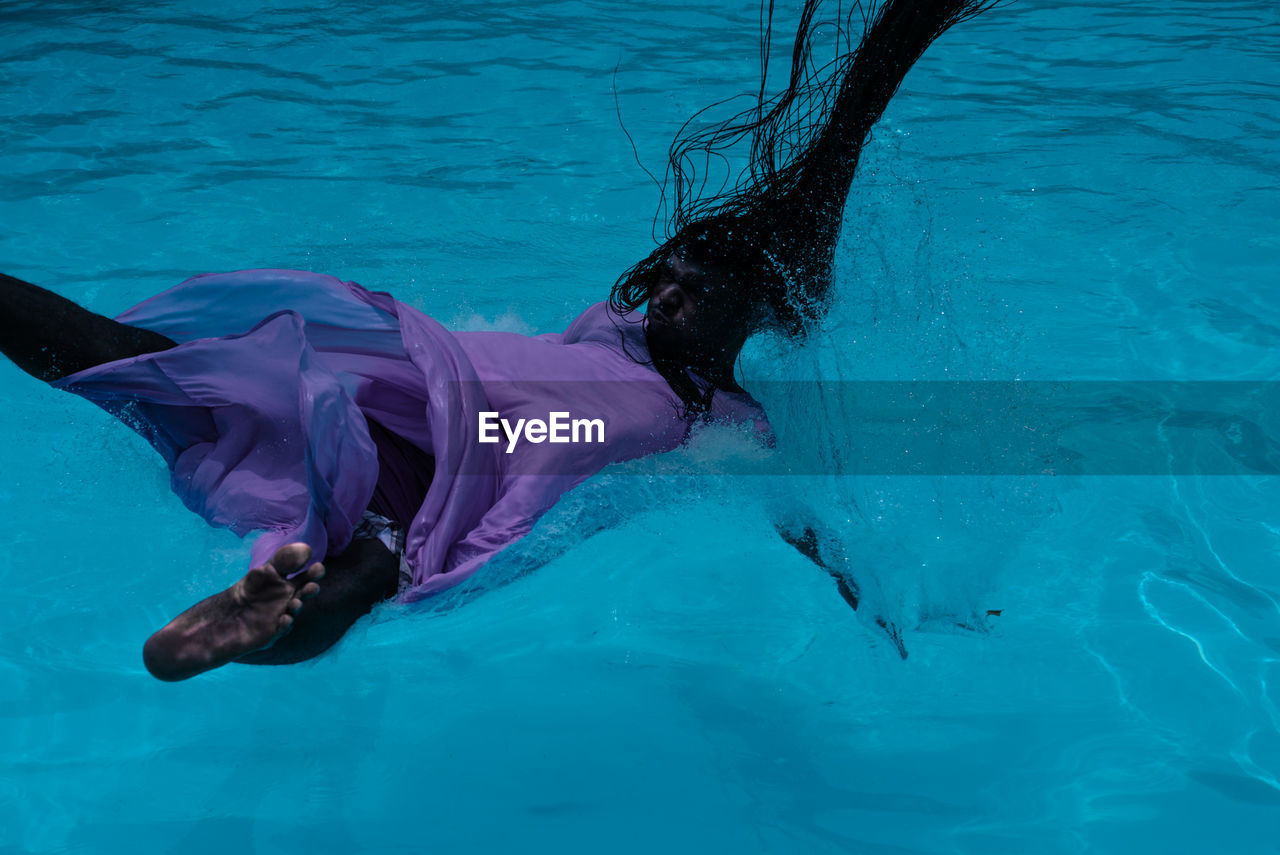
[3,0,1279,851]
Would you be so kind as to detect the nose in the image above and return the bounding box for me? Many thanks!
[653,282,688,321]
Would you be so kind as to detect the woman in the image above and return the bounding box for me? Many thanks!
[0,0,998,680]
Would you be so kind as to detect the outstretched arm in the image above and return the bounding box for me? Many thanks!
[773,510,910,659]
[774,519,861,611]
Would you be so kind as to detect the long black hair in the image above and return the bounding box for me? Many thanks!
[610,0,1002,411]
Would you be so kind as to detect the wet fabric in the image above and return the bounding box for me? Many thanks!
[53,270,768,601]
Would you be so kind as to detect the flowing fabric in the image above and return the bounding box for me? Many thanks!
[52,270,768,601]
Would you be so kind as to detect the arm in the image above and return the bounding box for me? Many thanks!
[774,519,861,612]
[773,509,910,659]
[426,471,627,604]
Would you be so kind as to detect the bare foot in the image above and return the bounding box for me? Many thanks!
[142,543,325,681]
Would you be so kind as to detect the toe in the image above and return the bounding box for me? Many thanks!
[270,543,314,577]
[242,566,279,595]
[278,613,294,630]
[298,581,321,599]
[287,597,303,615]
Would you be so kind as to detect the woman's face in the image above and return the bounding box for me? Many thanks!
[644,251,745,361]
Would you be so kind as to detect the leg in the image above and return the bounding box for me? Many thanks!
[142,543,326,681]
[234,536,400,666]
[233,422,431,667]
[0,272,176,381]
[141,536,400,681]
[0,274,411,677]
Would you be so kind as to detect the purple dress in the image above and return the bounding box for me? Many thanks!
[53,270,768,601]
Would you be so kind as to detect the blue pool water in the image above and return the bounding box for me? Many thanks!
[3,0,1279,851]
